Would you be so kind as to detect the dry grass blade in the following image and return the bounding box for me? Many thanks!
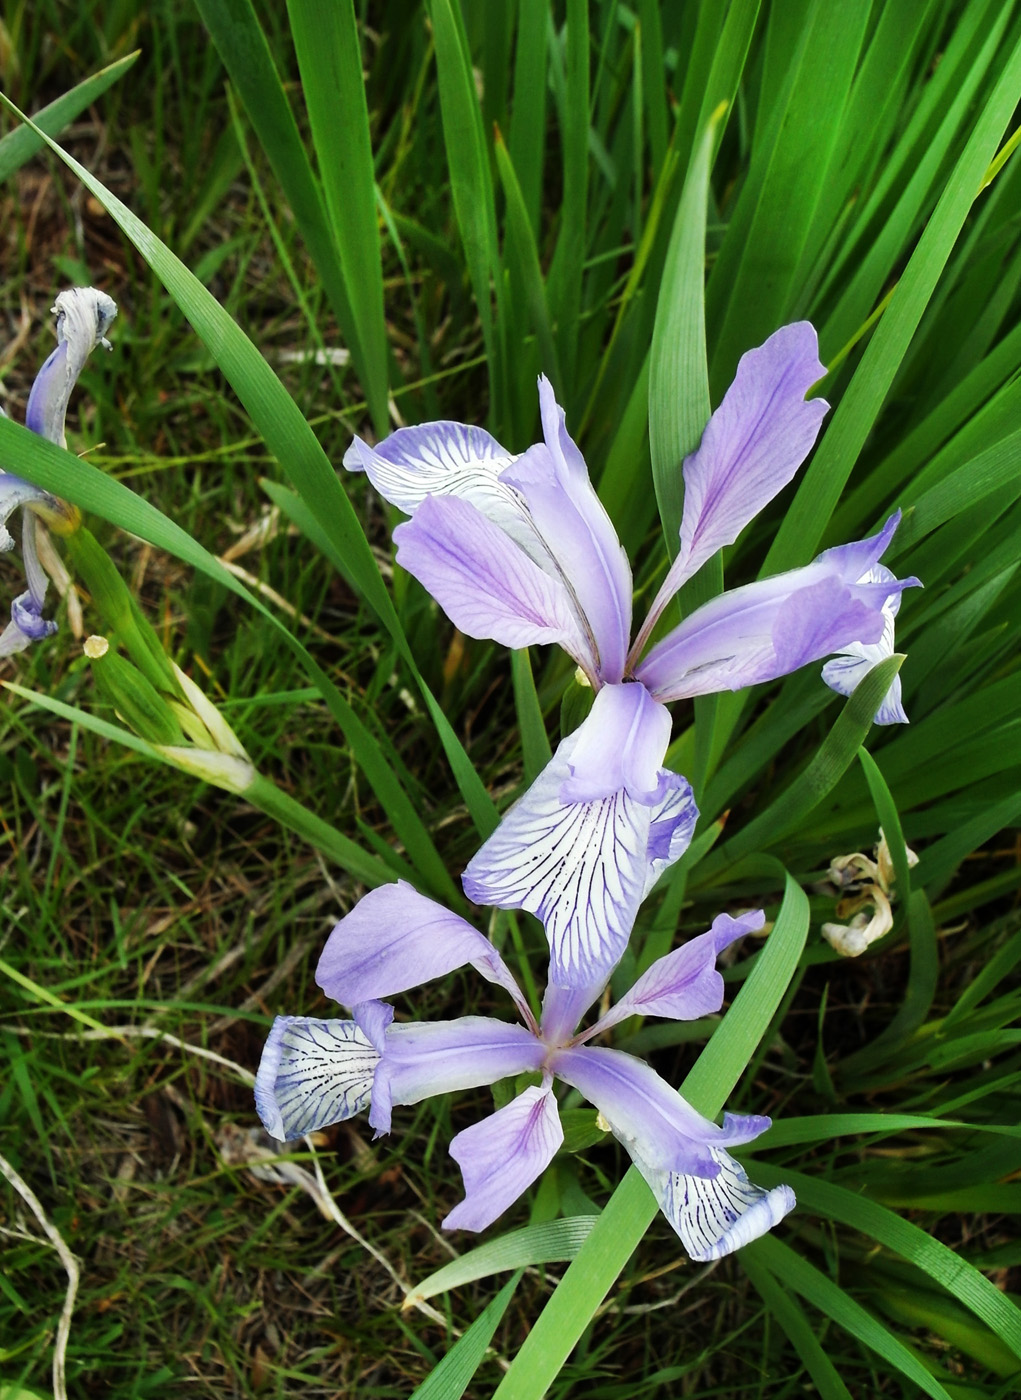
[0,1150,80,1400]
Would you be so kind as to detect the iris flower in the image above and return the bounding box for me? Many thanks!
[346,324,919,984]
[1,288,117,658]
[255,882,795,1262]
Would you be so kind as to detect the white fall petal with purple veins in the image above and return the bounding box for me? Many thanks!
[462,683,697,985]
[344,321,919,976]
[253,1015,378,1142]
[1,287,117,658]
[254,884,794,1261]
[628,1145,798,1264]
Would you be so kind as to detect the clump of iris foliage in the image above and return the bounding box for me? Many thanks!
[2,1,1021,1397]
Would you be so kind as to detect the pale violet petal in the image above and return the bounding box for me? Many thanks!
[631,1145,796,1262]
[637,513,919,703]
[637,325,828,646]
[26,288,117,447]
[10,591,56,642]
[502,377,632,682]
[351,999,395,1054]
[254,1016,379,1141]
[551,1044,731,1176]
[559,682,672,805]
[463,692,685,985]
[0,608,38,657]
[585,910,764,1037]
[393,494,593,665]
[814,510,901,579]
[316,882,527,1020]
[444,1081,563,1231]
[638,567,884,702]
[368,1017,546,1135]
[539,979,606,1045]
[463,726,653,987]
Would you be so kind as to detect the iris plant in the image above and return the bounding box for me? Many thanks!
[0,288,116,658]
[256,882,795,1262]
[345,324,919,984]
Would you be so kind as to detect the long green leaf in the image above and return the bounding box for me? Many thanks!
[708,2,869,390]
[429,0,505,430]
[409,1273,520,1400]
[547,0,588,391]
[408,1217,597,1305]
[0,53,140,182]
[746,1237,954,1400]
[766,21,1021,570]
[648,109,717,553]
[192,0,362,396]
[743,1253,853,1400]
[286,0,390,434]
[507,0,548,237]
[761,1169,1021,1362]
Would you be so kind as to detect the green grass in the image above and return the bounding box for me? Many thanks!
[2,1,1021,1396]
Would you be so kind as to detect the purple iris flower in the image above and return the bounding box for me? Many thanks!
[255,882,795,1262]
[345,324,920,984]
[1,288,116,658]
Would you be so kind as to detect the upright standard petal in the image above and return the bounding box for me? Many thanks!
[443,1081,564,1231]
[254,1015,379,1141]
[368,1017,547,1135]
[634,325,828,653]
[629,1144,796,1262]
[636,516,917,703]
[500,377,632,682]
[393,494,593,667]
[26,288,117,447]
[584,910,764,1036]
[316,881,529,1021]
[821,565,910,723]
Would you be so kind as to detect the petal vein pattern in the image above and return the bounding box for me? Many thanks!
[254,1016,379,1141]
[463,751,651,986]
[634,1146,797,1263]
[344,422,547,558]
